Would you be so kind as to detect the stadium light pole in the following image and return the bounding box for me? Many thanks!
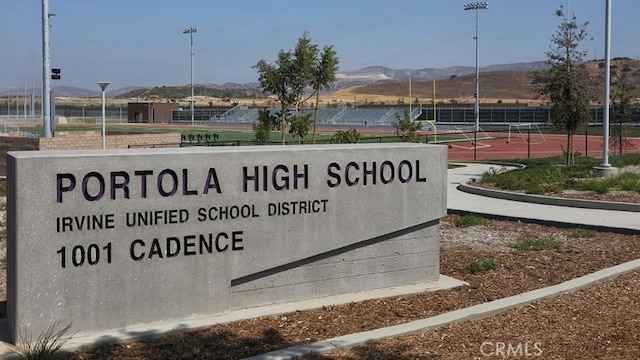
[465,2,488,160]
[183,27,198,126]
[97,82,110,149]
[42,0,52,138]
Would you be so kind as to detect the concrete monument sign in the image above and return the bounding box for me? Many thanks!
[7,143,446,343]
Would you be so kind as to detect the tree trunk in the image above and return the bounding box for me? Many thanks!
[565,132,572,165]
[281,111,286,145]
[567,132,575,165]
[312,90,320,144]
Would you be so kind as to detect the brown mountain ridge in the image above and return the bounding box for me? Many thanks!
[328,58,640,106]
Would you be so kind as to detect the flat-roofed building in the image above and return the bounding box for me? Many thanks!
[128,102,178,123]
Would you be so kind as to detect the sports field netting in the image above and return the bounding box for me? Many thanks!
[446,125,493,150]
[507,123,546,145]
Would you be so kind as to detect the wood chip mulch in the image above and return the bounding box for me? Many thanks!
[65,215,640,360]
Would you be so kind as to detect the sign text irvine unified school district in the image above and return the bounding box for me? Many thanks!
[7,144,447,343]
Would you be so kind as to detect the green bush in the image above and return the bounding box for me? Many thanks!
[331,128,361,144]
[468,258,499,274]
[511,237,562,251]
[454,214,485,228]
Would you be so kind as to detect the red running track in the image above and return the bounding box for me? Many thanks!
[445,133,640,161]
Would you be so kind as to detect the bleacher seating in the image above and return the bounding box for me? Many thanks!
[174,106,421,126]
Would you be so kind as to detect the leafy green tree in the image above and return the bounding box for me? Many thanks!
[254,31,338,145]
[252,109,278,145]
[254,50,296,144]
[288,113,312,144]
[533,7,592,165]
[291,31,317,114]
[310,45,339,144]
[391,108,423,143]
[331,128,361,144]
[611,83,637,155]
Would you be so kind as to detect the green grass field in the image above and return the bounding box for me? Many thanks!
[18,122,485,146]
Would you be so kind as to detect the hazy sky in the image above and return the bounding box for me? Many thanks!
[2,1,638,90]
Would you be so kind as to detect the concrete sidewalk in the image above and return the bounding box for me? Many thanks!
[447,162,640,233]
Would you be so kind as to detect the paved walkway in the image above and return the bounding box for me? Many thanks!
[447,162,640,232]
[247,162,640,359]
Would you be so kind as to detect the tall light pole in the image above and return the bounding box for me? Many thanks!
[601,0,611,168]
[97,81,110,149]
[183,27,198,125]
[594,0,617,176]
[465,2,488,160]
[42,0,52,137]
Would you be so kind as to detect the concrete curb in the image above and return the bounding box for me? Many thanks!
[457,183,640,213]
[245,258,640,360]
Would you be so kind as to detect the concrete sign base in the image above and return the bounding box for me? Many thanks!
[7,143,446,343]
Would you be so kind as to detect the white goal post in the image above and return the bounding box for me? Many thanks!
[446,125,492,150]
[507,123,545,144]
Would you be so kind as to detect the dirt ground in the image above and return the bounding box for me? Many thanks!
[62,213,640,360]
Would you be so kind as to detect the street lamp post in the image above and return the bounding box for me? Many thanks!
[183,27,198,126]
[97,81,110,149]
[593,0,617,177]
[601,0,611,168]
[464,2,488,160]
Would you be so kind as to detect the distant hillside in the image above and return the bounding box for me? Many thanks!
[116,85,266,101]
[333,59,640,104]
[44,59,640,103]
[331,61,549,91]
[52,86,144,98]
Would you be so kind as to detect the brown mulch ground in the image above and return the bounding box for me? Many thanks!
[63,215,640,360]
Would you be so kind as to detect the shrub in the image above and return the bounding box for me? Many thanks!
[454,214,485,228]
[576,179,611,194]
[468,258,499,274]
[569,228,597,238]
[16,322,73,360]
[616,172,640,192]
[331,128,360,144]
[511,237,562,251]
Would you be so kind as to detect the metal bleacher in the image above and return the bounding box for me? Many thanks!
[210,107,418,126]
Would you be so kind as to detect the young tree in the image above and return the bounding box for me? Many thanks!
[391,108,423,143]
[611,83,637,155]
[533,7,592,165]
[288,113,313,144]
[311,45,339,144]
[254,51,295,145]
[252,109,278,145]
[291,31,317,115]
[254,31,338,145]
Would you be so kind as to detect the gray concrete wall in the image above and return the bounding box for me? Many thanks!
[6,143,447,343]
